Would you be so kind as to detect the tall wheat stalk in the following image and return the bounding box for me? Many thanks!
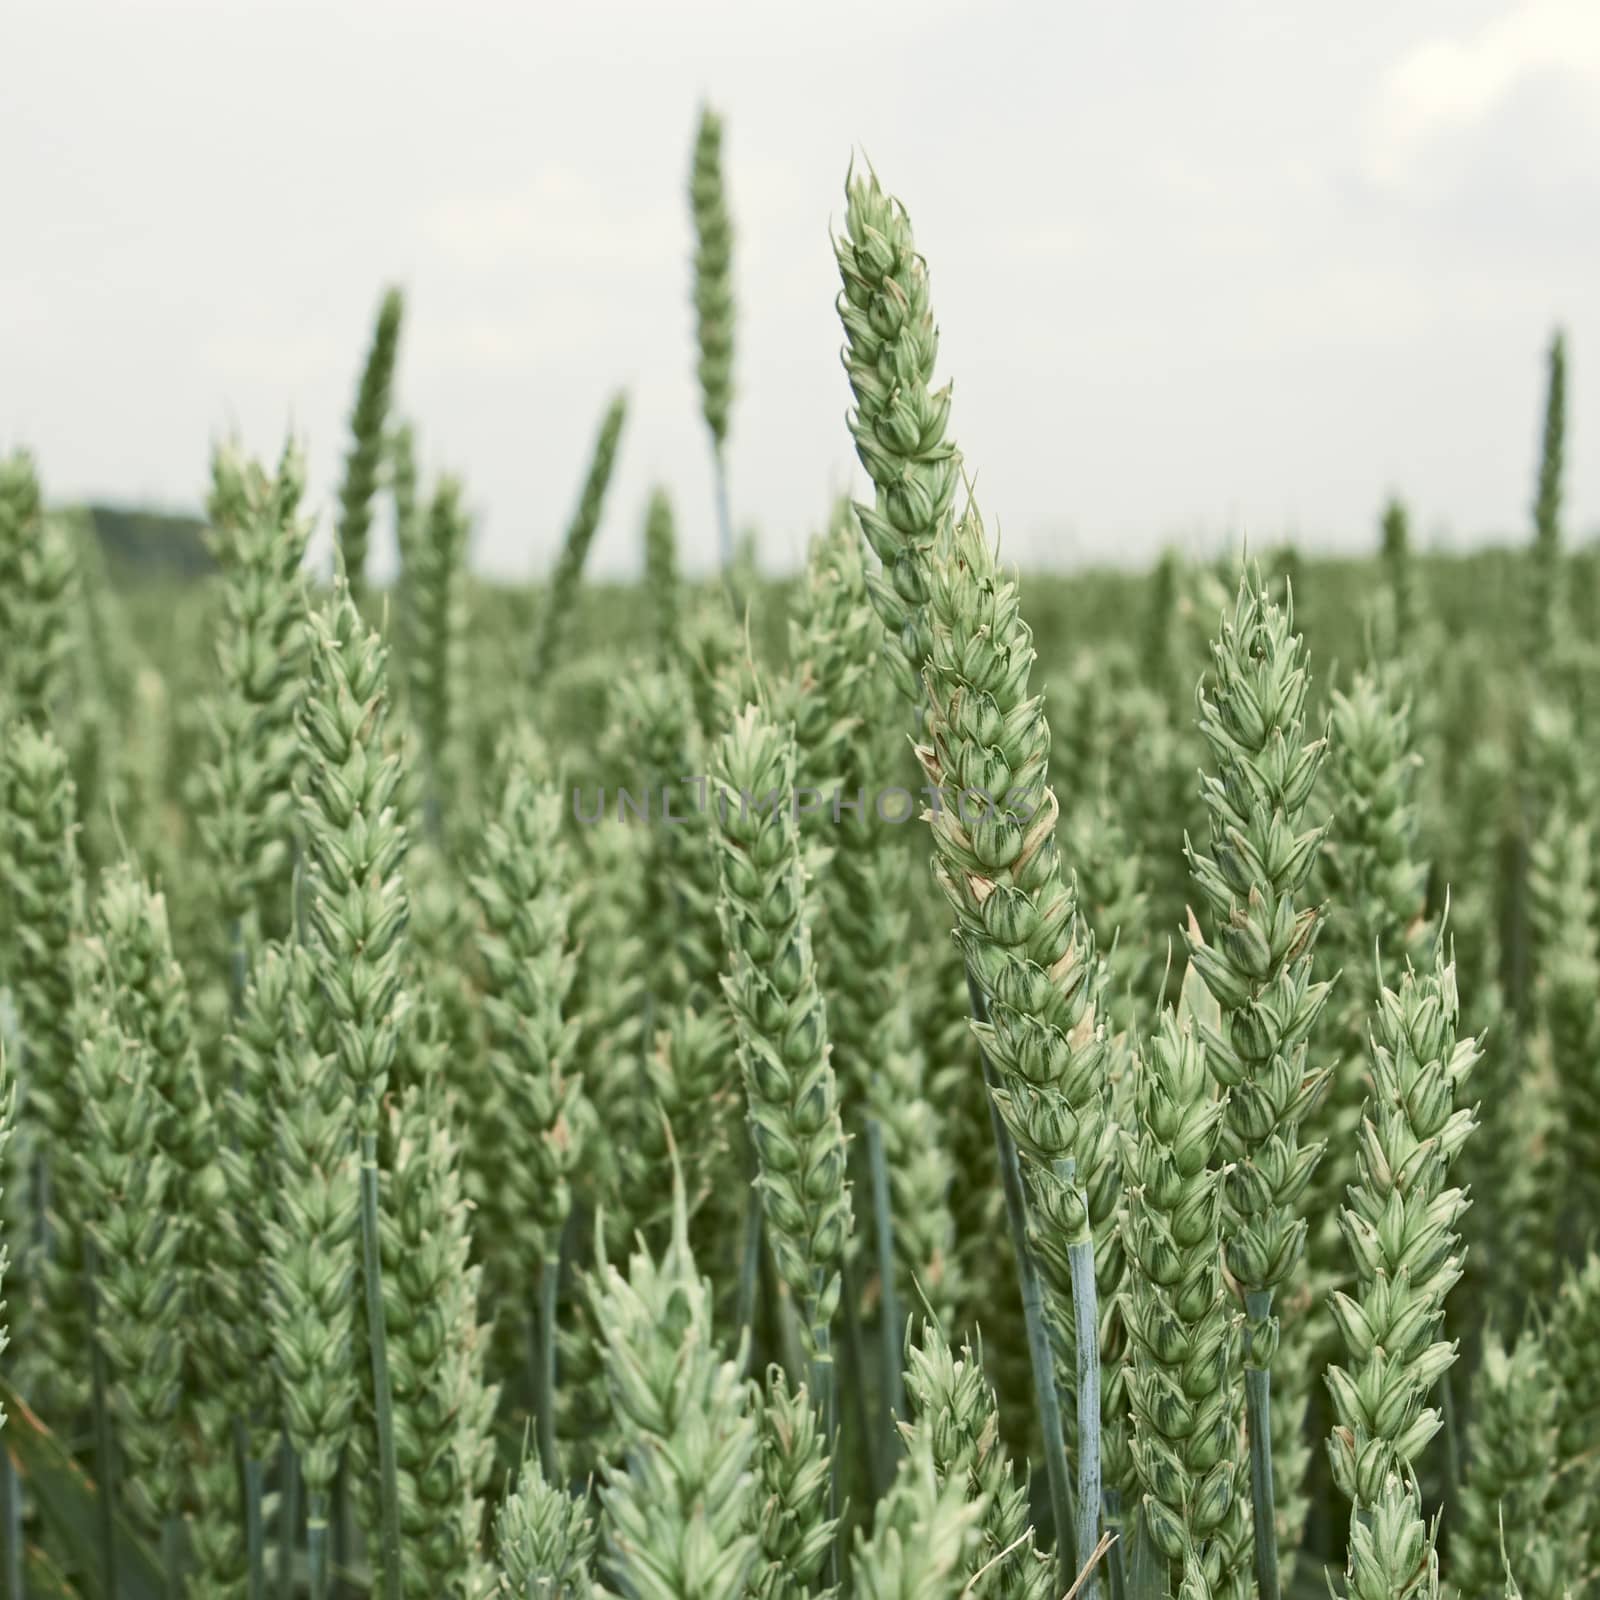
[1185,573,1332,1600]
[690,105,736,574]
[295,585,411,1600]
[336,287,404,599]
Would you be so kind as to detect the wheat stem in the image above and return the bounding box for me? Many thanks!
[276,1436,299,1600]
[533,1255,559,1484]
[736,1184,764,1369]
[973,981,1074,1582]
[359,1131,402,1600]
[1245,1288,1281,1600]
[867,1117,905,1433]
[86,1242,119,1600]
[713,447,734,577]
[237,1426,265,1600]
[1069,1228,1103,1600]
[1,1457,21,1600]
[840,1250,883,1496]
[305,1490,330,1600]
[160,1516,183,1598]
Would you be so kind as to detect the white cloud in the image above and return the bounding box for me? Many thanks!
[1367,0,1600,183]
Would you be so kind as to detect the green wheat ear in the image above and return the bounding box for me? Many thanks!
[1,722,91,1418]
[0,448,78,731]
[589,1152,759,1600]
[690,104,736,570]
[833,167,960,709]
[493,1452,597,1595]
[899,1317,1054,1600]
[0,1041,13,1426]
[748,1364,836,1600]
[849,1426,987,1600]
[1184,568,1333,1598]
[1525,327,1567,665]
[196,437,310,968]
[531,391,628,686]
[710,703,854,1388]
[336,285,404,598]
[1451,1328,1575,1598]
[400,472,470,825]
[1379,497,1416,643]
[643,485,683,663]
[1120,993,1248,1600]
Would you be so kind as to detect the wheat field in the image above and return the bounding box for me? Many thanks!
[1,105,1598,1600]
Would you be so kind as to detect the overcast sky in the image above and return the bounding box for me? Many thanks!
[4,0,1598,579]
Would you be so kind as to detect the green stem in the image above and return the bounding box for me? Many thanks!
[332,1458,351,1587]
[969,974,1075,1583]
[161,1516,184,1599]
[810,1315,839,1590]
[1244,1288,1280,1600]
[306,1489,330,1600]
[278,1435,300,1599]
[227,917,248,1016]
[359,1130,403,1600]
[734,1180,763,1371]
[86,1245,119,1600]
[1439,1371,1461,1510]
[237,1432,265,1600]
[1068,1232,1103,1600]
[1103,1489,1126,1600]
[2,1449,24,1600]
[712,448,734,577]
[533,1254,559,1485]
[839,1253,882,1498]
[865,1117,905,1439]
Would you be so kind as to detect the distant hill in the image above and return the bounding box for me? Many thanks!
[80,503,214,582]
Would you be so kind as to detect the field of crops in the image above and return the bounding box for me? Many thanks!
[2,107,1598,1600]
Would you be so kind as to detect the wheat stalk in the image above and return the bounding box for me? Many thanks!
[589,1165,759,1600]
[918,504,1110,1594]
[467,739,584,1480]
[1184,570,1333,1600]
[900,1317,1054,1600]
[0,724,90,1421]
[851,1426,987,1600]
[749,1363,837,1599]
[690,104,736,573]
[711,704,854,1413]
[833,168,959,710]
[643,486,682,664]
[336,286,404,598]
[1525,328,1567,666]
[1450,1330,1574,1598]
[256,942,357,1600]
[1120,993,1249,1600]
[492,1456,596,1597]
[0,450,77,731]
[531,392,627,686]
[1325,955,1478,1596]
[296,582,411,1600]
[196,439,310,990]
[401,473,470,829]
